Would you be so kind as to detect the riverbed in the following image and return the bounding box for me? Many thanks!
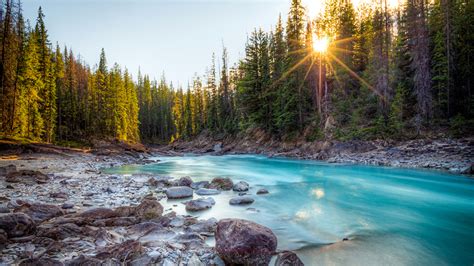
[106,154,474,266]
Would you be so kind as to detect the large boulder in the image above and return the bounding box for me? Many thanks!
[134,199,163,220]
[216,219,277,265]
[229,196,254,205]
[0,213,36,238]
[275,251,305,266]
[195,188,221,196]
[5,170,50,184]
[208,177,233,191]
[233,181,249,192]
[14,202,65,223]
[165,186,193,199]
[185,197,215,212]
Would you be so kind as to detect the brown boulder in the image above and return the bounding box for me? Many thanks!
[14,203,64,223]
[5,170,49,184]
[95,240,144,262]
[215,218,277,265]
[208,177,233,191]
[37,223,83,240]
[0,213,36,238]
[134,199,163,220]
[275,251,305,266]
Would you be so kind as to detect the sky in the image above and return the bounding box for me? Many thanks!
[22,0,314,86]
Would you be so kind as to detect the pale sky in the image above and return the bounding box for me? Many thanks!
[22,0,320,86]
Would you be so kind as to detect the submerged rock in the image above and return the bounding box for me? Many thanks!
[208,177,233,191]
[166,186,193,199]
[195,188,221,196]
[275,251,305,266]
[185,197,215,212]
[229,196,254,205]
[5,170,50,184]
[233,181,249,192]
[0,213,36,238]
[215,218,277,265]
[191,181,210,190]
[257,188,269,195]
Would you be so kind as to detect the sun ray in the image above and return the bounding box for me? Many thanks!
[275,53,313,86]
[327,51,386,103]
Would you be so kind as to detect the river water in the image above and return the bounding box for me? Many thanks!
[107,155,474,266]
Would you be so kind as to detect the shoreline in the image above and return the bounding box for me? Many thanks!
[163,137,474,175]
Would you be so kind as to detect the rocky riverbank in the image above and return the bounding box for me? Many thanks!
[165,132,474,175]
[0,146,303,265]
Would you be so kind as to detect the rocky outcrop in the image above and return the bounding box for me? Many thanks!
[275,251,305,266]
[5,170,50,184]
[14,202,65,223]
[165,186,194,199]
[208,177,233,191]
[215,219,277,265]
[229,196,254,205]
[0,213,36,238]
[233,181,249,192]
[185,197,215,212]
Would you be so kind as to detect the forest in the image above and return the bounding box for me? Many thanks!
[0,0,473,145]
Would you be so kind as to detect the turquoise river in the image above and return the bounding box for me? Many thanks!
[107,155,474,266]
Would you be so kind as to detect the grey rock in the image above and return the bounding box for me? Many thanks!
[166,186,193,199]
[229,196,254,205]
[195,188,221,196]
[191,181,210,189]
[233,181,249,192]
[61,203,74,209]
[257,188,269,195]
[185,197,215,212]
[177,176,193,187]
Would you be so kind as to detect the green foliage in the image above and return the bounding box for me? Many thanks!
[1,0,473,145]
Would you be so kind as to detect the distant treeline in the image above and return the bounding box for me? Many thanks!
[0,0,472,145]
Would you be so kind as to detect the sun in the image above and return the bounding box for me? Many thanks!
[313,37,329,53]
